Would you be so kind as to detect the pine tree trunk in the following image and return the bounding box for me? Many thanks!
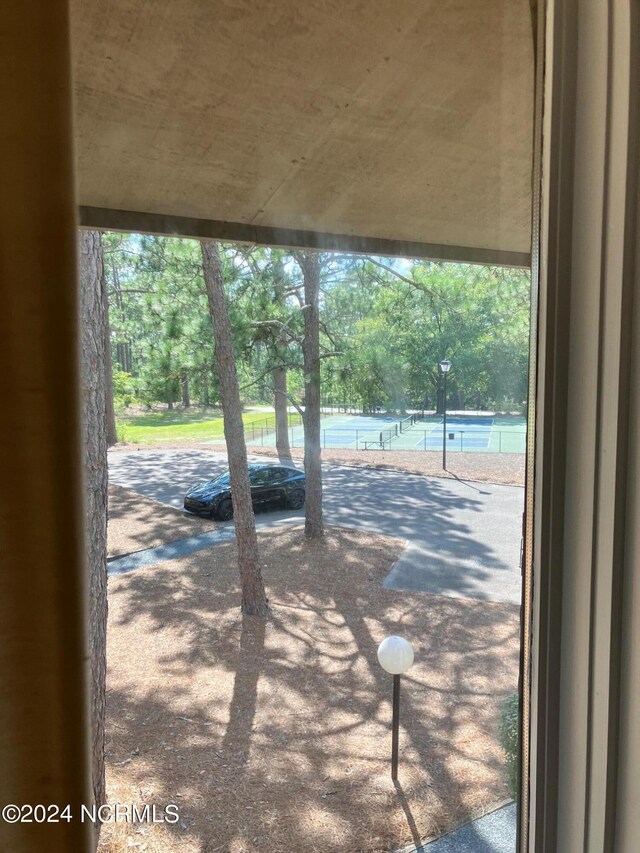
[201,241,270,617]
[78,230,108,811]
[181,372,190,408]
[296,252,324,538]
[104,302,117,447]
[272,366,293,466]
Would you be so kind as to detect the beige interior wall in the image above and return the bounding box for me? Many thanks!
[0,2,92,851]
[70,0,534,259]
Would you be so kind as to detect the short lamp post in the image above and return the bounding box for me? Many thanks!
[439,359,452,470]
[377,636,414,780]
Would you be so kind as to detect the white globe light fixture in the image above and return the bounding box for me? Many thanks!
[377,635,414,674]
[377,636,414,780]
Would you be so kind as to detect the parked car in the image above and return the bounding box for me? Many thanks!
[183,463,305,520]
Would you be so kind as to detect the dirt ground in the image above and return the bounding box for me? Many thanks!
[112,442,525,487]
[100,526,519,853]
[235,445,525,486]
[108,484,214,559]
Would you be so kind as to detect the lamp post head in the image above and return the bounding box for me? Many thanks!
[439,359,452,374]
[377,636,414,675]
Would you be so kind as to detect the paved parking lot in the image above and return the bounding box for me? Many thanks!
[108,448,524,604]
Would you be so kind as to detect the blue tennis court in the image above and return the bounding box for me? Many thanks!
[244,412,526,453]
[246,414,408,450]
[315,415,404,449]
[414,416,494,451]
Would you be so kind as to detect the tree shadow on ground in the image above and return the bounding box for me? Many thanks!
[102,525,520,853]
[108,449,523,603]
[266,465,521,603]
[107,484,214,559]
[108,450,231,509]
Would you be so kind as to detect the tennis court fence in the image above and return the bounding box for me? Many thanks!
[240,418,525,454]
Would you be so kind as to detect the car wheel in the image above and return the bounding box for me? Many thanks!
[287,488,305,510]
[216,498,234,521]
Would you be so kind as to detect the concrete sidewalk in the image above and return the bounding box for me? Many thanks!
[401,803,516,853]
[107,527,236,574]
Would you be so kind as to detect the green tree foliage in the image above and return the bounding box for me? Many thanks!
[104,233,219,407]
[323,260,530,413]
[499,691,520,799]
[104,236,530,416]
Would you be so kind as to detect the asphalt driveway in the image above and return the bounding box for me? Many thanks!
[108,449,523,604]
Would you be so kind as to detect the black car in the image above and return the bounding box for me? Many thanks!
[183,463,305,520]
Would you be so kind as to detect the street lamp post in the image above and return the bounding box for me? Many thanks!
[439,359,451,470]
[377,635,414,780]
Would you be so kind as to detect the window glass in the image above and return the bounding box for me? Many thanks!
[90,4,537,850]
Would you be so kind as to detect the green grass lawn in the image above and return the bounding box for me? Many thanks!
[116,407,302,444]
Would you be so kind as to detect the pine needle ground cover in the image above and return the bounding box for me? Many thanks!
[108,484,214,558]
[100,527,519,853]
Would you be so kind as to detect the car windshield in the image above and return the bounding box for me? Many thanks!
[206,467,278,487]
[210,472,231,486]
